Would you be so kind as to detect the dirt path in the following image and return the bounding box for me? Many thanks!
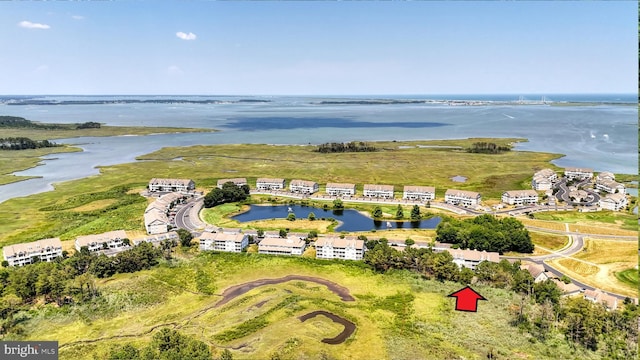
[298,310,356,344]
[215,275,355,308]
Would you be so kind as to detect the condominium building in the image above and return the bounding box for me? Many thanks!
[315,236,365,260]
[258,236,307,256]
[363,184,394,199]
[256,178,286,191]
[444,189,481,207]
[402,186,436,201]
[289,179,319,194]
[596,171,615,182]
[599,193,627,211]
[595,179,625,194]
[446,249,500,270]
[3,238,63,267]
[148,178,195,192]
[75,230,129,252]
[531,169,557,191]
[199,232,249,253]
[133,231,179,246]
[501,190,539,205]
[144,192,185,234]
[217,178,248,189]
[325,183,356,197]
[564,167,593,180]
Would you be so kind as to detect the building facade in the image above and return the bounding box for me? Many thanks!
[599,193,627,211]
[199,232,249,252]
[444,189,481,207]
[564,167,593,180]
[363,184,394,199]
[325,183,356,197]
[258,236,307,256]
[315,237,365,260]
[501,190,539,205]
[148,178,195,192]
[402,186,436,201]
[531,169,557,191]
[217,178,248,189]
[446,249,500,270]
[3,238,63,267]
[595,179,625,194]
[256,178,286,191]
[75,230,129,252]
[289,179,319,194]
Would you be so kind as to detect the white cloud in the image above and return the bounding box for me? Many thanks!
[167,65,183,75]
[72,15,85,20]
[18,21,51,30]
[176,32,196,40]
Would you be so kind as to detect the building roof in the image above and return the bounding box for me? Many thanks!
[445,189,481,198]
[149,178,194,186]
[601,193,627,203]
[503,190,539,197]
[596,171,615,181]
[551,279,581,294]
[596,179,624,189]
[446,249,500,262]
[315,237,365,250]
[521,263,546,279]
[3,238,62,257]
[199,232,246,243]
[217,178,247,186]
[326,182,356,189]
[76,230,128,247]
[256,177,285,184]
[290,179,318,187]
[584,289,618,309]
[364,184,394,192]
[403,185,436,193]
[534,168,557,178]
[564,167,593,173]
[259,236,305,248]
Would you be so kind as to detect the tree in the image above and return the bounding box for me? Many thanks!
[410,205,421,221]
[107,344,140,360]
[332,198,344,210]
[287,213,296,221]
[395,205,404,219]
[372,206,383,219]
[177,229,193,247]
[220,349,234,360]
[533,279,562,305]
[279,229,288,238]
[307,230,318,239]
[405,238,415,247]
[308,212,316,221]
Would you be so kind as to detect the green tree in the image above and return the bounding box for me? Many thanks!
[372,206,383,219]
[177,229,193,247]
[220,349,234,360]
[307,212,316,221]
[533,279,562,305]
[404,238,415,247]
[395,204,404,219]
[332,198,344,210]
[287,213,296,221]
[279,229,288,238]
[410,205,421,221]
[107,344,141,360]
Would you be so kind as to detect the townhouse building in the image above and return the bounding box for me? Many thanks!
[256,178,286,191]
[363,184,394,199]
[75,230,129,252]
[3,238,63,267]
[325,183,357,197]
[199,231,249,253]
[258,236,307,256]
[148,178,195,192]
[289,179,319,194]
[217,178,248,189]
[402,185,436,201]
[501,190,539,205]
[444,189,481,207]
[315,237,365,261]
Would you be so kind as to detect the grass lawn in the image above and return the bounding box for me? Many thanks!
[548,238,637,297]
[615,268,639,288]
[528,231,568,251]
[17,253,601,360]
[532,211,637,233]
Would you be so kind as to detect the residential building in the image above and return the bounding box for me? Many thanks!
[256,178,286,191]
[501,190,539,205]
[315,236,365,260]
[564,167,593,180]
[521,263,550,283]
[446,249,500,270]
[444,189,481,207]
[532,169,557,191]
[325,183,356,197]
[596,171,615,182]
[3,238,63,267]
[599,193,627,211]
[199,232,248,252]
[402,186,436,201]
[75,230,129,252]
[363,184,394,199]
[258,236,307,256]
[595,179,625,194]
[133,231,179,246]
[289,179,319,194]
[551,279,582,297]
[217,178,248,189]
[144,192,185,235]
[584,289,618,310]
[148,178,195,192]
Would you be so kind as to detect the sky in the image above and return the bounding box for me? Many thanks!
[0,1,637,95]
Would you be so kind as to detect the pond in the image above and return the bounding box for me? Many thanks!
[231,205,442,232]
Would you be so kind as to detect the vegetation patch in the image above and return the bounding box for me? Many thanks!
[615,268,639,288]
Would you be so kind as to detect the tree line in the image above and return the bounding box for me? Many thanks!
[435,214,535,254]
[203,182,250,208]
[0,137,60,150]
[466,142,511,154]
[0,115,101,130]
[315,141,378,153]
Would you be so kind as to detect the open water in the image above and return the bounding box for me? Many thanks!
[0,94,636,203]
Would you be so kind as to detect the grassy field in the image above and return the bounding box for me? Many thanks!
[528,231,568,251]
[531,211,637,233]
[16,253,603,360]
[615,268,639,289]
[548,238,637,298]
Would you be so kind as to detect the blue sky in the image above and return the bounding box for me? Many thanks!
[0,1,636,95]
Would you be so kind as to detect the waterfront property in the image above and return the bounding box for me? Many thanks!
[595,179,625,194]
[584,289,618,311]
[289,179,319,194]
[258,236,307,256]
[444,189,481,207]
[325,182,357,197]
[363,184,394,199]
[217,178,248,189]
[75,230,129,252]
[596,171,615,182]
[256,178,286,191]
[532,168,557,190]
[402,185,436,201]
[501,190,539,205]
[599,193,627,211]
[133,231,179,246]
[3,238,63,267]
[199,231,249,252]
[144,192,185,234]
[564,167,593,180]
[315,236,365,260]
[446,248,500,270]
[148,178,195,192]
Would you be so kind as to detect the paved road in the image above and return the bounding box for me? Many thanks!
[174,196,205,233]
[555,178,601,206]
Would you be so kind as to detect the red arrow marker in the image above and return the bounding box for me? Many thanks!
[448,286,487,312]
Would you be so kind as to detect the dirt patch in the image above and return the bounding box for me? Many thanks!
[254,299,269,308]
[215,275,355,308]
[298,310,356,344]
